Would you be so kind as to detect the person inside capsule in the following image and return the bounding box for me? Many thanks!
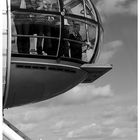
[43,0,60,56]
[34,0,53,55]
[11,0,96,63]
[31,0,60,55]
[69,23,83,60]
[29,0,55,55]
[11,0,33,54]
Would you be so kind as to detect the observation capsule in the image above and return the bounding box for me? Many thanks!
[3,0,112,108]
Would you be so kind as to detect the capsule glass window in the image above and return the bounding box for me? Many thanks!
[11,0,61,56]
[11,0,60,11]
[62,17,97,62]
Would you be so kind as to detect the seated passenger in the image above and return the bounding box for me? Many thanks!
[69,23,82,59]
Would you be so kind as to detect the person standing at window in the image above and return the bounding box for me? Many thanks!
[12,0,33,54]
[69,23,82,60]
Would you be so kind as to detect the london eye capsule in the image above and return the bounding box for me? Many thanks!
[3,0,112,108]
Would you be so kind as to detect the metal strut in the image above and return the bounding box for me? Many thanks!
[3,118,31,140]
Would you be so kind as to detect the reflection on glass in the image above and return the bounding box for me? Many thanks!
[11,0,60,11]
[63,0,96,19]
[36,0,60,11]
[85,0,95,19]
[82,24,96,62]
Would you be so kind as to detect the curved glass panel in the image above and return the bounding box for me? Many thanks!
[11,0,103,64]
[84,0,96,19]
[83,23,96,62]
[62,17,97,62]
[93,25,103,62]
[61,0,101,63]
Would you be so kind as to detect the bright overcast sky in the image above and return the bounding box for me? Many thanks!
[4,0,137,140]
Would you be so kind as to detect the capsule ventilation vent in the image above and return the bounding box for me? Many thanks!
[16,64,46,70]
[16,64,76,73]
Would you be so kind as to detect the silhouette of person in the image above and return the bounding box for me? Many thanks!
[12,0,33,54]
[43,1,60,56]
[69,23,82,59]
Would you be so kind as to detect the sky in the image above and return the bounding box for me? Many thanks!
[3,0,137,140]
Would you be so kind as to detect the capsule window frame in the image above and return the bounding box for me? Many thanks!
[10,0,103,64]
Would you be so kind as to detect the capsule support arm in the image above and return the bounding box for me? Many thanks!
[81,64,112,83]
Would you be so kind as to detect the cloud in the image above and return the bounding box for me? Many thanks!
[111,127,137,138]
[66,123,102,139]
[4,96,137,140]
[96,0,137,16]
[54,84,114,105]
[51,120,76,134]
[95,0,137,22]
[111,128,124,137]
[128,1,137,15]
[29,84,114,107]
[52,120,76,130]
[97,40,123,64]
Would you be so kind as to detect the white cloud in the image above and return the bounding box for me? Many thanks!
[96,0,137,16]
[95,0,137,22]
[57,84,114,105]
[111,127,137,138]
[97,40,123,64]
[111,128,123,137]
[51,120,76,131]
[128,1,137,16]
[66,123,102,138]
[53,120,66,129]
[23,107,49,123]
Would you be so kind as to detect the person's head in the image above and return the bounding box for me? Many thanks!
[43,0,52,10]
[74,23,80,33]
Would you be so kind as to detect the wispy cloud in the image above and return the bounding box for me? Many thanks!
[51,120,77,134]
[53,84,114,105]
[96,0,137,16]
[97,40,123,64]
[95,0,137,22]
[65,105,137,140]
[66,123,103,139]
[4,99,137,140]
[111,127,137,138]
